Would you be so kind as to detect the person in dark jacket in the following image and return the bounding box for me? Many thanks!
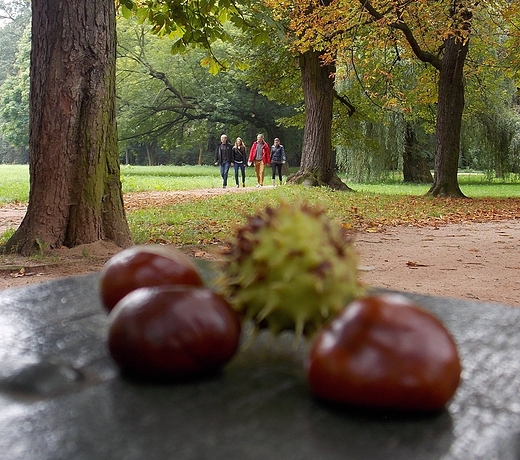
[232,137,247,188]
[270,138,286,186]
[215,134,234,189]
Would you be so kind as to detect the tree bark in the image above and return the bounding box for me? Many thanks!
[427,37,468,197]
[403,122,433,183]
[4,0,132,255]
[287,50,352,190]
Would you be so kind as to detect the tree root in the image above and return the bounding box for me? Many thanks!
[287,170,354,191]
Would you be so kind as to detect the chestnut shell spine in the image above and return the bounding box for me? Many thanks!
[216,201,364,338]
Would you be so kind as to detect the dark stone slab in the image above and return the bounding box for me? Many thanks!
[0,267,519,460]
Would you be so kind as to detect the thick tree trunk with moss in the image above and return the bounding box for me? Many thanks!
[287,50,352,190]
[427,37,468,198]
[4,0,132,255]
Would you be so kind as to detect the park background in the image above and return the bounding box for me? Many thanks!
[0,1,519,305]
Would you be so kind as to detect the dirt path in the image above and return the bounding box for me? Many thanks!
[1,189,519,307]
[355,220,520,307]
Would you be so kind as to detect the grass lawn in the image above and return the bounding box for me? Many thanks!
[1,164,520,246]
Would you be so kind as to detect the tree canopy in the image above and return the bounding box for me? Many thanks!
[0,1,519,182]
[0,21,30,153]
[259,0,520,194]
[115,19,300,165]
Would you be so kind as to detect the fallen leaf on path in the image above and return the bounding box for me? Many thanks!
[358,265,377,271]
[9,268,45,278]
[406,261,430,267]
[11,268,25,277]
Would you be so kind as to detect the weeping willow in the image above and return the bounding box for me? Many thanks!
[461,107,520,180]
[335,112,403,183]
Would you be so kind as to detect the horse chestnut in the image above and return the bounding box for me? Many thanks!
[99,245,204,312]
[306,294,462,412]
[107,286,241,379]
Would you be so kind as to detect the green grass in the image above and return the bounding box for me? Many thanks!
[349,182,520,198]
[0,165,30,204]
[2,164,520,246]
[2,164,520,203]
[120,165,231,191]
[346,172,520,198]
[127,185,520,245]
[0,164,258,202]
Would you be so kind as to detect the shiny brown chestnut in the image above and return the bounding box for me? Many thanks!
[107,286,241,379]
[99,245,204,312]
[306,293,462,412]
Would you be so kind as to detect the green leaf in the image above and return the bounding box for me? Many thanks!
[170,40,187,54]
[251,31,271,46]
[207,59,221,75]
[136,7,149,23]
[168,27,185,40]
[120,0,134,9]
[235,61,249,71]
[121,5,133,19]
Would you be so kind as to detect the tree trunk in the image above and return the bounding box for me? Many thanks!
[287,50,352,190]
[146,144,154,166]
[4,0,132,255]
[427,37,468,197]
[403,122,433,183]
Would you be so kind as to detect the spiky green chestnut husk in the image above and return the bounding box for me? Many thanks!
[215,201,364,339]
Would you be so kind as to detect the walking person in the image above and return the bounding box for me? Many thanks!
[270,138,286,186]
[215,134,233,189]
[248,133,270,187]
[232,137,247,188]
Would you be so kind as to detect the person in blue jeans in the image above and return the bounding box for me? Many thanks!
[215,134,234,189]
[270,138,286,186]
[232,137,247,187]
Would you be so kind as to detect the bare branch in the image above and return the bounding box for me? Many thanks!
[334,93,355,116]
[359,0,442,70]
